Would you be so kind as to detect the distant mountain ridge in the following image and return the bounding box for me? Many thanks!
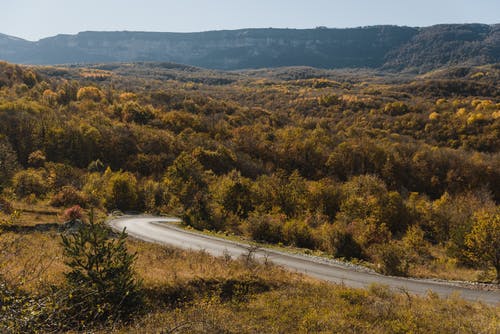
[0,24,499,72]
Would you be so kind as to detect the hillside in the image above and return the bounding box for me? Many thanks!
[1,59,500,331]
[0,24,498,72]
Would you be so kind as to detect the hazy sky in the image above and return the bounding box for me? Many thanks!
[1,0,499,41]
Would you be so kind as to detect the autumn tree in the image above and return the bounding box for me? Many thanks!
[212,170,253,219]
[76,86,104,102]
[12,169,48,198]
[0,136,18,189]
[164,152,212,229]
[105,171,139,211]
[465,209,500,280]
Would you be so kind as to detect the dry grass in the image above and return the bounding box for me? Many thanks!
[2,200,61,226]
[107,283,499,334]
[408,246,495,282]
[0,230,300,291]
[1,207,498,333]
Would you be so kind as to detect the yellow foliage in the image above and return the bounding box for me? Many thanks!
[79,69,112,79]
[475,100,493,111]
[428,112,440,120]
[42,89,58,105]
[119,92,137,101]
[466,113,485,125]
[455,107,467,117]
[77,86,104,102]
[470,71,485,79]
[435,98,447,106]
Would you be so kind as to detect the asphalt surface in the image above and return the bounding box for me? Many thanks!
[108,215,500,305]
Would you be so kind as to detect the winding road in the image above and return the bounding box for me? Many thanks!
[108,215,500,305]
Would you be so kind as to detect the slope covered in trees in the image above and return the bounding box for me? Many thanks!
[0,24,498,72]
[0,61,499,282]
[0,60,499,331]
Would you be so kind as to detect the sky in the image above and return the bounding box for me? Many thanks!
[1,0,499,41]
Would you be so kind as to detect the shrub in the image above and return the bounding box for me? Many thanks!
[372,242,409,276]
[139,179,165,213]
[63,205,83,222]
[60,214,143,326]
[82,172,106,208]
[211,171,254,219]
[246,211,284,243]
[105,172,138,211]
[318,223,363,260]
[45,162,83,189]
[282,219,315,249]
[12,169,48,198]
[402,225,432,262]
[50,186,87,207]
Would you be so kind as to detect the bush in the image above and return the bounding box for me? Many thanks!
[82,172,106,208]
[105,172,138,211]
[50,186,87,207]
[63,205,84,221]
[372,242,409,276]
[318,223,363,260]
[139,179,165,214]
[246,211,284,243]
[282,219,315,249]
[60,214,143,326]
[12,169,48,198]
[402,225,432,262]
[383,102,409,116]
[212,171,254,219]
[45,162,83,189]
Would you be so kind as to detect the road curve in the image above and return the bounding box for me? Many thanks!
[108,215,500,305]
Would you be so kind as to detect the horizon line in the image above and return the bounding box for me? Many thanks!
[2,22,498,42]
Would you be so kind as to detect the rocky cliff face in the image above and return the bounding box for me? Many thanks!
[0,25,498,72]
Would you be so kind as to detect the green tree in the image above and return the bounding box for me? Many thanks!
[253,170,307,218]
[60,213,142,325]
[164,152,212,229]
[465,209,500,280]
[338,175,409,237]
[212,170,253,219]
[105,172,138,211]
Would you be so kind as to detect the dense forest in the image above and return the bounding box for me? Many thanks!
[0,60,499,280]
[0,60,499,331]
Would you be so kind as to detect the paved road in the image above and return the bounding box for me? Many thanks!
[108,215,500,305]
